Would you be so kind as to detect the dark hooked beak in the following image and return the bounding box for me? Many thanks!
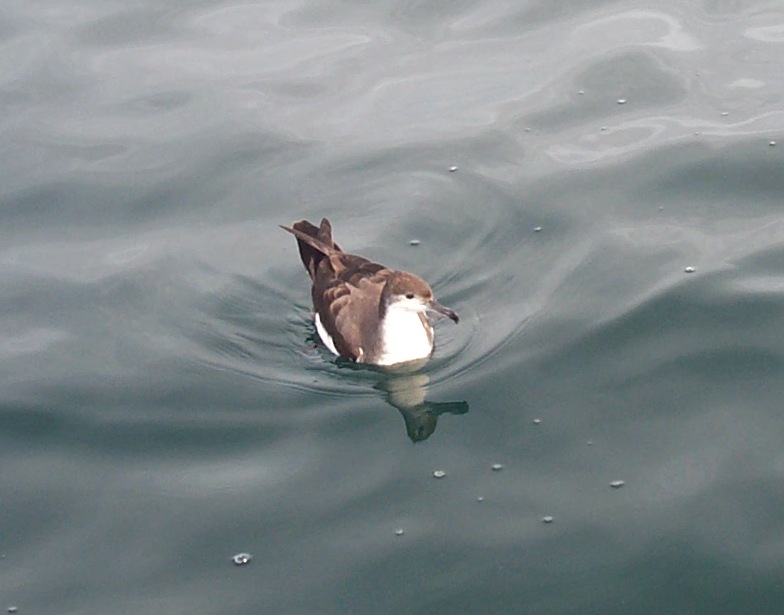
[428,299,459,323]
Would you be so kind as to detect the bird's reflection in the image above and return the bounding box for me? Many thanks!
[373,371,468,442]
[320,334,469,441]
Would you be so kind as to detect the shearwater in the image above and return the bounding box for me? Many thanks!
[281,218,459,367]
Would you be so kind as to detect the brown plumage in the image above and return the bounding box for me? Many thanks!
[281,218,458,366]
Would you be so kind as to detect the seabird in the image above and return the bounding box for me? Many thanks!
[281,218,459,366]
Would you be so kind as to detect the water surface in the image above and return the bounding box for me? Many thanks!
[2,1,784,613]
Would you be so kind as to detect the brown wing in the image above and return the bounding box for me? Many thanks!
[314,260,392,361]
[282,219,394,361]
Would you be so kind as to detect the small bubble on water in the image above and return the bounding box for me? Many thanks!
[8,607,18,614]
[433,470,446,479]
[409,239,421,246]
[231,552,252,566]
[533,418,542,425]
[449,165,458,172]
[684,266,696,273]
[533,226,543,232]
[491,463,504,472]
[587,440,593,446]
[542,516,554,524]
[721,111,729,116]
[610,480,625,489]
[694,131,701,136]
[617,98,627,105]
[395,528,404,536]
[477,496,484,502]
[600,126,608,131]
[769,140,777,147]
[578,90,584,95]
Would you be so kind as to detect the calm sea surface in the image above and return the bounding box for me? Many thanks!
[2,1,784,613]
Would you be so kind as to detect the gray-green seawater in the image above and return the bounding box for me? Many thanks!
[2,1,783,613]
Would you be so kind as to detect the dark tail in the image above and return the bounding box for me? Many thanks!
[281,218,342,280]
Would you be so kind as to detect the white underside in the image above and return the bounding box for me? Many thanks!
[374,305,433,366]
[314,307,433,366]
[314,313,339,356]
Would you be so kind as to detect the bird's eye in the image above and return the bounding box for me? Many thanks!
[405,292,415,299]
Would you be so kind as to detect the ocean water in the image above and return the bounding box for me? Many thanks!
[2,1,784,613]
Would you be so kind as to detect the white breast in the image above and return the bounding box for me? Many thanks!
[375,305,433,366]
